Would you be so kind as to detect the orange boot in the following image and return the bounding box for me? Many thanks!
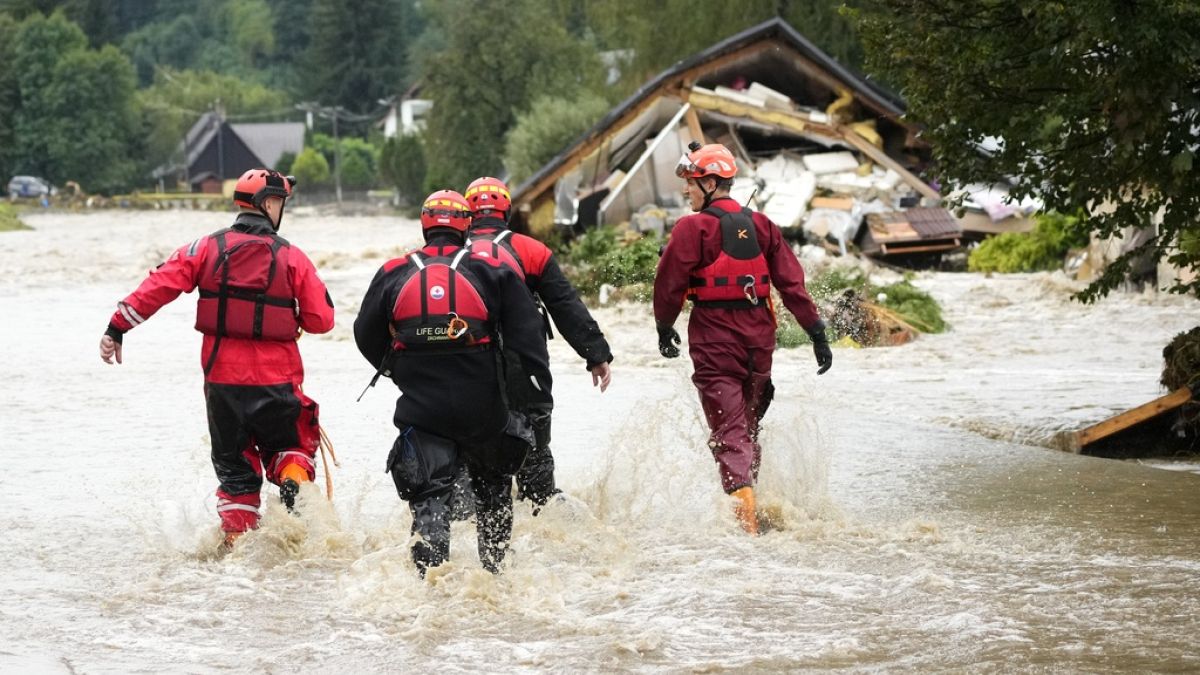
[222,530,245,551]
[731,487,759,536]
[279,463,310,511]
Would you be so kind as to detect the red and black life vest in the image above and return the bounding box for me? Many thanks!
[466,229,526,281]
[195,229,299,341]
[390,249,493,351]
[686,207,771,308]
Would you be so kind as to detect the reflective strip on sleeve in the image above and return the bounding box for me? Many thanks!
[118,303,143,326]
[450,249,469,270]
[410,253,425,270]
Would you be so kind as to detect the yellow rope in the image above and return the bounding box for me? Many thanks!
[318,425,339,501]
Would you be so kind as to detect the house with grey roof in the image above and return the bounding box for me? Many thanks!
[154,112,305,192]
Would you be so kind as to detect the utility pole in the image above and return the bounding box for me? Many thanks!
[331,106,343,205]
[214,98,225,181]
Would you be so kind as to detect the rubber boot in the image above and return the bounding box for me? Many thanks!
[221,530,245,551]
[731,486,759,536]
[279,463,310,512]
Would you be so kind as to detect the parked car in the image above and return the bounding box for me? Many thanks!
[7,175,55,199]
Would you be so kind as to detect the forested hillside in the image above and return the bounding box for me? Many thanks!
[0,0,863,195]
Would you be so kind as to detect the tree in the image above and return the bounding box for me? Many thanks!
[7,12,141,192]
[380,133,426,202]
[418,0,606,190]
[304,0,412,115]
[0,14,20,182]
[853,1,1200,299]
[291,147,330,187]
[504,93,609,185]
[42,44,141,192]
[11,11,89,180]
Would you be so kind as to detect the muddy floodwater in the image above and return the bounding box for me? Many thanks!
[2,211,1198,672]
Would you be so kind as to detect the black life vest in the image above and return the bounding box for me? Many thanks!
[195,229,299,340]
[687,207,772,309]
[390,248,493,352]
[466,228,526,281]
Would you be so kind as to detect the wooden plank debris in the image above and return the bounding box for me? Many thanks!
[1074,386,1194,450]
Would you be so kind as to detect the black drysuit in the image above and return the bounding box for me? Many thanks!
[469,216,613,505]
[354,234,552,573]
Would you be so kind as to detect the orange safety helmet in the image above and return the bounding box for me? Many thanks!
[464,176,511,218]
[675,142,738,180]
[420,189,472,232]
[233,168,295,210]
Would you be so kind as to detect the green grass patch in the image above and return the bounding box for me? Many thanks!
[0,203,31,231]
[968,211,1088,273]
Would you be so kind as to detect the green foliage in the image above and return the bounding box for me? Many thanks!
[853,0,1200,299]
[561,226,661,298]
[309,133,379,189]
[876,280,945,334]
[418,0,607,189]
[304,0,413,115]
[274,151,296,175]
[291,147,330,187]
[138,68,289,179]
[0,203,31,231]
[774,312,811,349]
[380,134,426,202]
[504,93,609,186]
[0,15,19,183]
[968,212,1088,274]
[9,12,141,192]
[587,0,863,97]
[795,267,947,343]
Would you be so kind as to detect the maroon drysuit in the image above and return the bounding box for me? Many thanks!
[653,197,823,493]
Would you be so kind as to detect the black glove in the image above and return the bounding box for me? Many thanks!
[806,321,832,375]
[657,323,681,359]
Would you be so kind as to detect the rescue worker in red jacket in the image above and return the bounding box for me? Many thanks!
[653,142,832,535]
[98,169,335,549]
[464,176,613,509]
[353,190,552,575]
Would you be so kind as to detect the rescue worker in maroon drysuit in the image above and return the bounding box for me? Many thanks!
[353,189,552,575]
[463,176,613,509]
[653,142,832,535]
[98,169,335,549]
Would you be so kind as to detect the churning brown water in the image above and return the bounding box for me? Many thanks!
[2,211,1197,672]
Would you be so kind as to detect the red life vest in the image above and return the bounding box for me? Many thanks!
[466,229,526,281]
[195,229,299,341]
[687,207,772,308]
[390,249,493,351]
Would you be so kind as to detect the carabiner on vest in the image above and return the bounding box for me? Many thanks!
[742,275,760,306]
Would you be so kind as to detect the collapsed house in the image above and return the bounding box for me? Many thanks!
[510,18,1024,264]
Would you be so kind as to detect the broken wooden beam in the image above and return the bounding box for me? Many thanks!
[1074,386,1194,451]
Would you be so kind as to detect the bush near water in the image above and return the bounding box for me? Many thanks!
[0,203,30,231]
[968,211,1088,273]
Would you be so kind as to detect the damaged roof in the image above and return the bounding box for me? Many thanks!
[510,17,925,230]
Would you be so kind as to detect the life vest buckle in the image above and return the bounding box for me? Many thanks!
[447,312,468,340]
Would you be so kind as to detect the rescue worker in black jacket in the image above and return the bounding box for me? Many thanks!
[353,189,552,575]
[464,176,613,509]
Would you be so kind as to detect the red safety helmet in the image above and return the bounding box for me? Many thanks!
[464,176,511,217]
[675,143,737,180]
[420,189,472,232]
[233,168,295,210]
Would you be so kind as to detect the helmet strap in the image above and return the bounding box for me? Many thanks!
[697,177,715,210]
